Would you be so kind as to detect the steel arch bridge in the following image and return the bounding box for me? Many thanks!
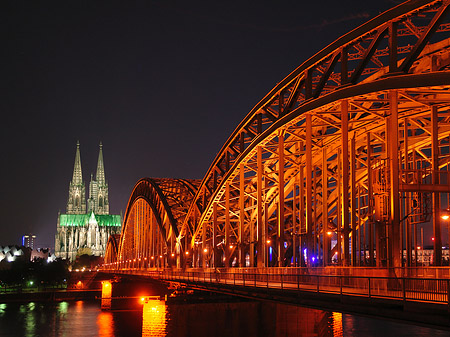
[106,0,450,271]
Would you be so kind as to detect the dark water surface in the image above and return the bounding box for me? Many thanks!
[0,299,448,337]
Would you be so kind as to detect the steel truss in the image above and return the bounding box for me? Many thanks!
[107,0,450,270]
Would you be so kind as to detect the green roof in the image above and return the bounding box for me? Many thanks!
[59,213,121,227]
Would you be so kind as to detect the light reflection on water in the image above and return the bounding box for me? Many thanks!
[0,299,448,336]
[142,300,166,337]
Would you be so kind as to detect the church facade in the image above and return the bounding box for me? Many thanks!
[54,142,122,262]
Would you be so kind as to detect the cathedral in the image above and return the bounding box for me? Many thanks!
[54,142,122,262]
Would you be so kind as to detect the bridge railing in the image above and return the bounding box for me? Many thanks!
[133,268,450,305]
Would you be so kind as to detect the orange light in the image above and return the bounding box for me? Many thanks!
[203,248,208,253]
[144,257,147,260]
[141,297,145,303]
[417,246,422,250]
[266,240,271,244]
[229,245,233,249]
[151,256,154,260]
[159,255,162,259]
[442,215,450,220]
[171,253,175,257]
[327,232,332,236]
[432,237,435,241]
[185,251,189,255]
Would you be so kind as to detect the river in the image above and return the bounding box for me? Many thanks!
[0,297,448,336]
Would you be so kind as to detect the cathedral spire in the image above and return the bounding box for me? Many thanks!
[72,141,83,185]
[67,141,86,214]
[96,142,105,183]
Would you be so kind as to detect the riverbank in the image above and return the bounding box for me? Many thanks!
[0,289,100,303]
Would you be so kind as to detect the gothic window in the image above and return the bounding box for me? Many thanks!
[99,196,103,208]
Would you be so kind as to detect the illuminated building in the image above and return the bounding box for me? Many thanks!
[22,234,36,249]
[54,142,121,262]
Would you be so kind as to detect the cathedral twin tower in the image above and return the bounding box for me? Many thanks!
[55,142,121,262]
[67,141,109,215]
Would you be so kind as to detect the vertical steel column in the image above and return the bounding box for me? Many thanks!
[367,132,374,266]
[358,185,362,266]
[341,100,350,266]
[193,209,198,268]
[432,105,443,265]
[300,161,305,266]
[212,203,218,268]
[313,167,317,259]
[225,182,231,267]
[351,136,357,266]
[389,90,401,268]
[306,115,313,266]
[322,147,328,266]
[278,130,286,267]
[404,118,412,267]
[337,149,342,264]
[292,143,298,266]
[257,146,264,267]
[389,22,398,73]
[201,210,206,268]
[151,212,155,264]
[239,163,246,267]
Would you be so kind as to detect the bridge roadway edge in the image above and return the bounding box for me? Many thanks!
[105,271,450,330]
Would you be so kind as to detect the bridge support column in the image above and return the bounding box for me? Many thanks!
[389,90,401,268]
[404,118,412,267]
[367,132,375,266]
[341,99,350,266]
[278,130,285,267]
[257,146,265,267]
[351,136,357,266]
[101,280,112,310]
[225,182,231,267]
[322,146,329,266]
[432,105,443,266]
[240,163,246,267]
[306,114,313,266]
[213,203,218,268]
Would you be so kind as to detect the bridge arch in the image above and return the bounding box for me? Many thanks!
[179,0,450,269]
[104,234,120,265]
[115,178,200,268]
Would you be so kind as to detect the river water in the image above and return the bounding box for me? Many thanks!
[0,298,448,336]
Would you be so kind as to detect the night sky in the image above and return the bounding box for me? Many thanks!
[1,0,399,248]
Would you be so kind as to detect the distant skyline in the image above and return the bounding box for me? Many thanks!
[1,0,400,248]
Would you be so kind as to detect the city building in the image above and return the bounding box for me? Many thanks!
[22,234,36,249]
[54,142,121,262]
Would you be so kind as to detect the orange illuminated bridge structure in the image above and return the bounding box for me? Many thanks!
[103,0,450,328]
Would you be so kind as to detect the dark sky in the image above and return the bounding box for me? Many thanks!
[0,0,400,248]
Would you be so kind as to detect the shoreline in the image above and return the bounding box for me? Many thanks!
[0,289,101,303]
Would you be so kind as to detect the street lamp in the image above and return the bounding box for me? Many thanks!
[441,209,450,265]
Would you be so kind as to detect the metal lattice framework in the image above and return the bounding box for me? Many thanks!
[114,178,201,267]
[108,0,450,270]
